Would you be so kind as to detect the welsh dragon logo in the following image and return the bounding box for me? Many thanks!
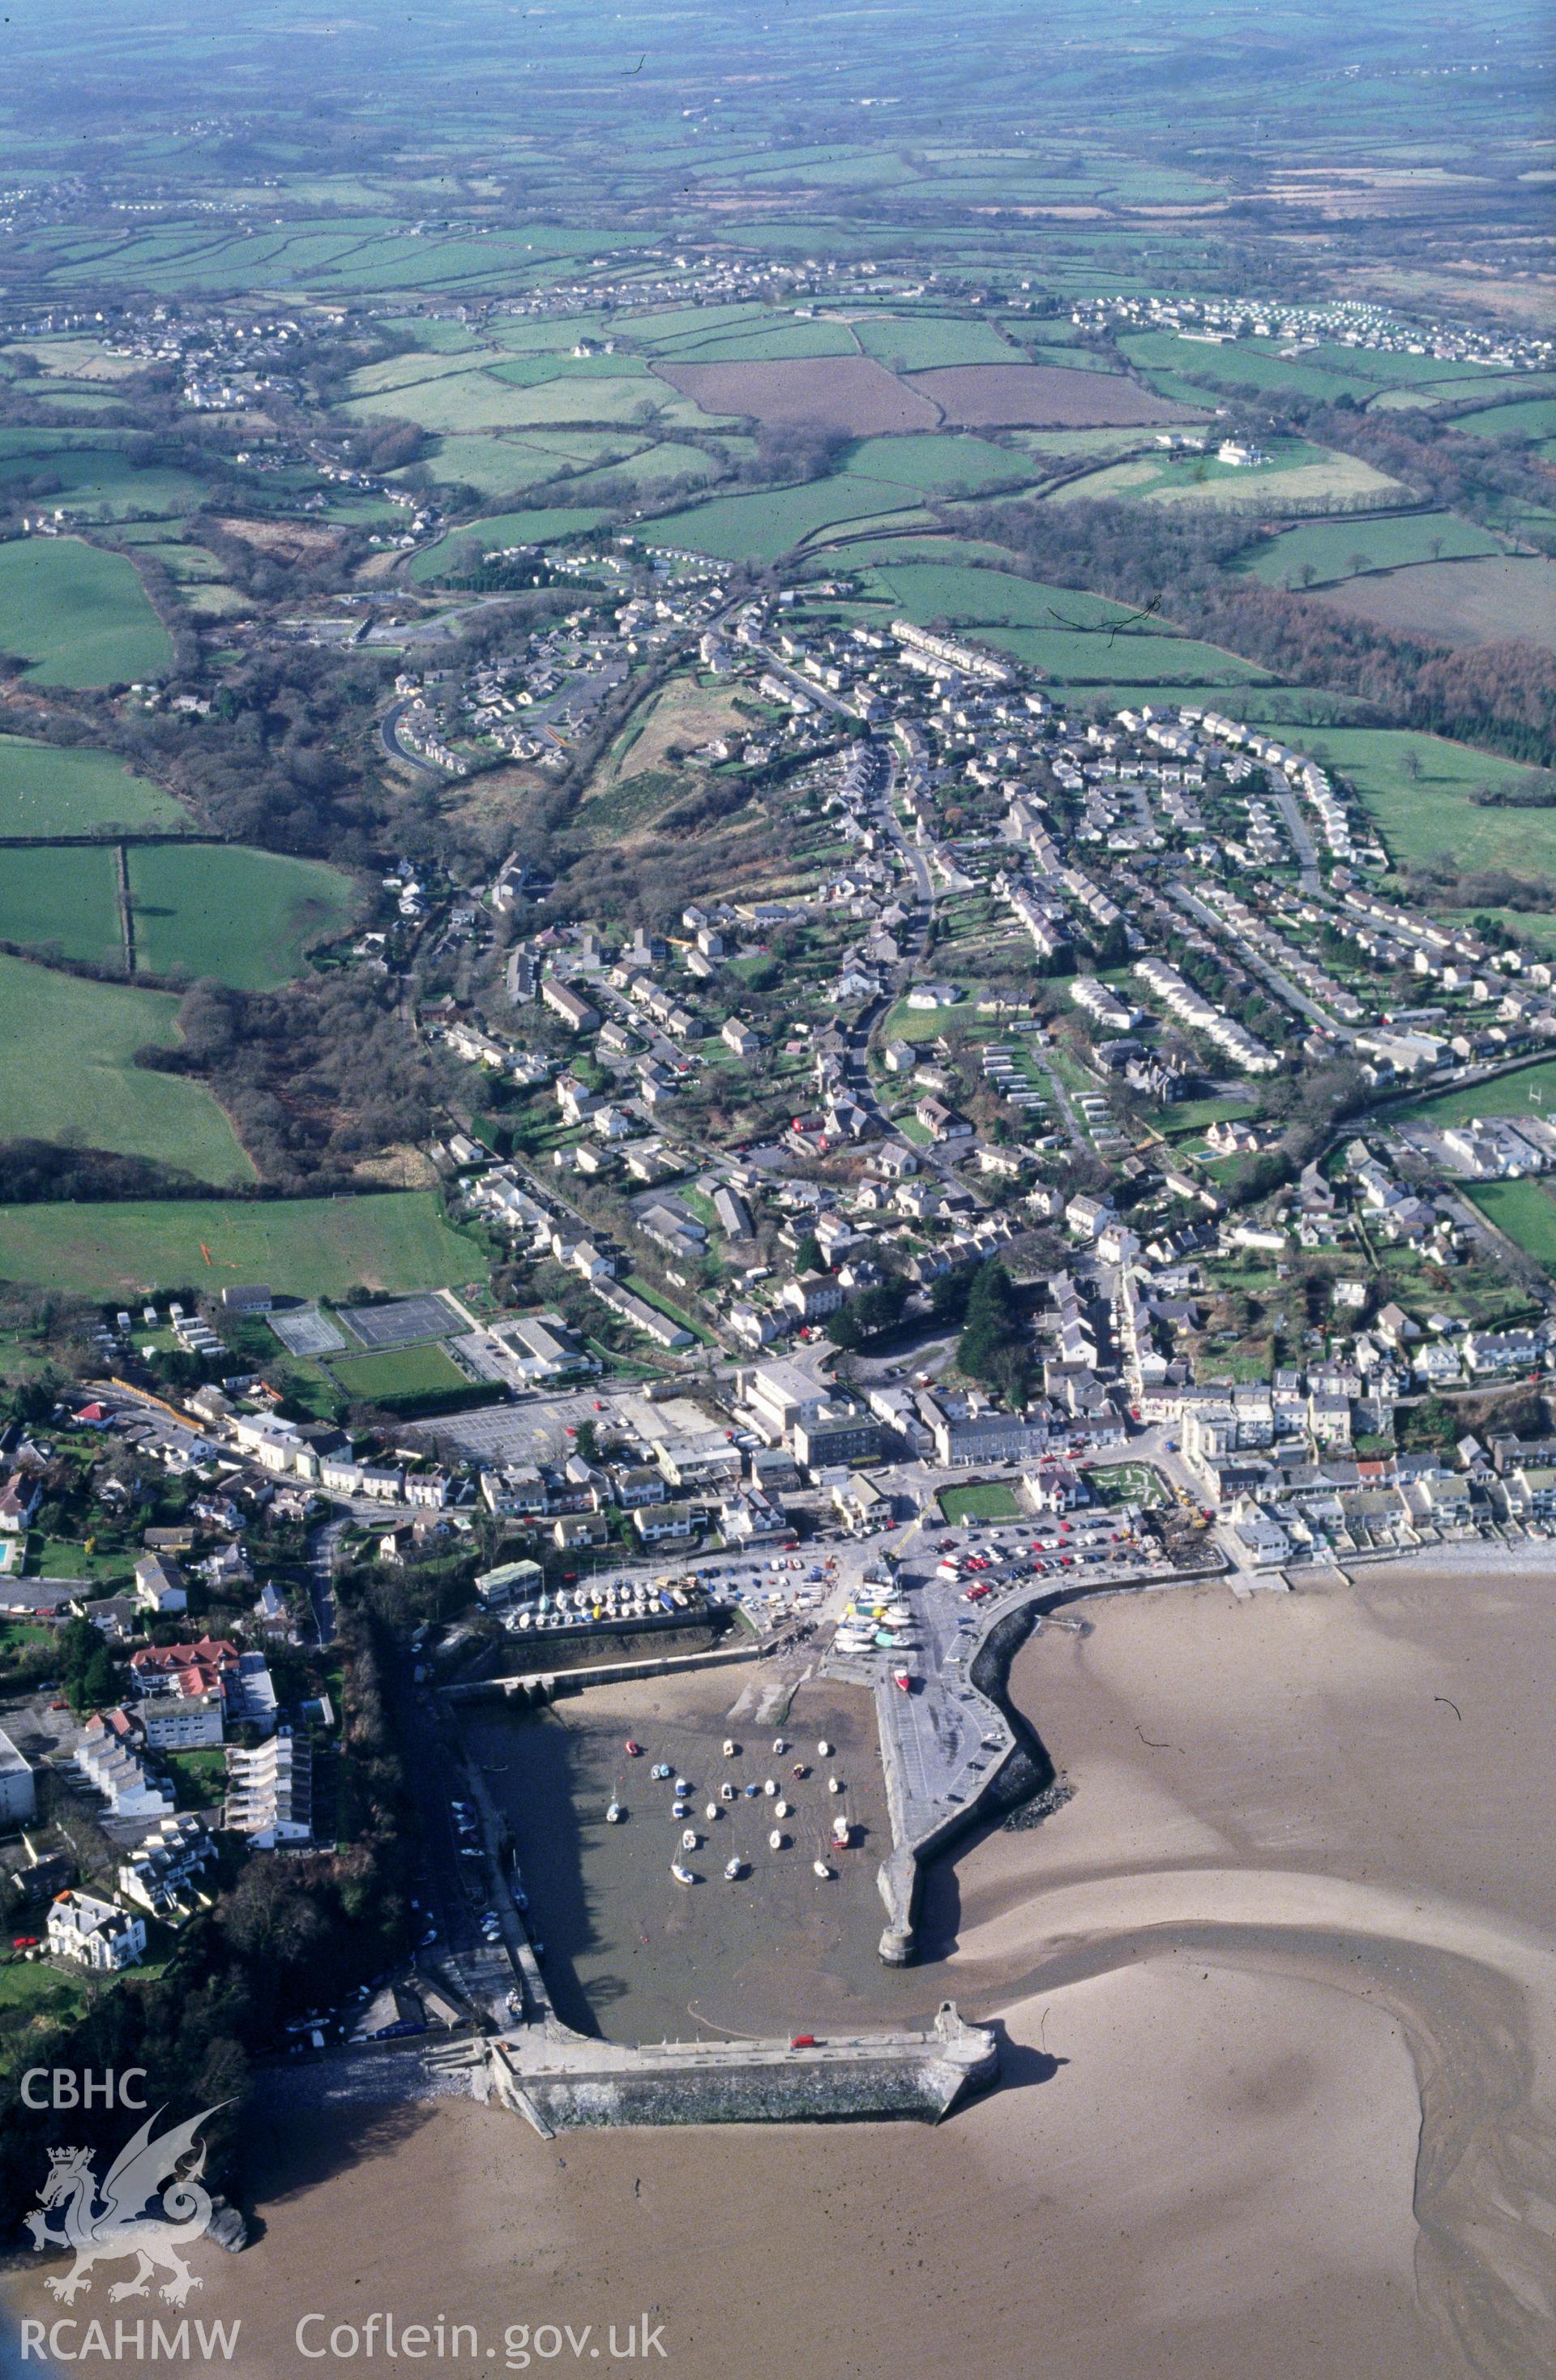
[24,2104,224,2306]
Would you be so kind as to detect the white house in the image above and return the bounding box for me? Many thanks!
[48,1890,146,1971]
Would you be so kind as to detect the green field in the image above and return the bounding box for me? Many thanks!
[127,844,359,988]
[853,315,1019,372]
[0,952,253,1182]
[841,434,1031,497]
[0,1190,482,1298]
[643,475,921,562]
[986,625,1267,683]
[939,1481,1021,1523]
[1452,397,1556,443]
[1467,1179,1556,1266]
[409,507,609,580]
[0,845,123,963]
[1304,728,1556,875]
[871,559,1178,631]
[330,1342,469,1404]
[1053,442,1408,512]
[0,538,173,687]
[0,438,208,519]
[1392,1059,1556,1128]
[405,430,641,499]
[1243,512,1503,589]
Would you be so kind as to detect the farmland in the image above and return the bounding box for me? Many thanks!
[1302,727,1556,875]
[907,363,1196,428]
[1314,555,1556,652]
[1051,443,1409,511]
[853,315,1020,372]
[0,845,122,965]
[0,1190,481,1299]
[126,845,360,989]
[652,356,936,434]
[1242,512,1503,588]
[0,538,172,686]
[0,953,253,1183]
[0,738,186,837]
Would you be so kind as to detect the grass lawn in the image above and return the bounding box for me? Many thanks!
[0,737,187,837]
[0,537,172,686]
[0,952,254,1182]
[165,1745,228,1810]
[127,843,359,989]
[0,845,123,964]
[330,1342,469,1404]
[1467,1179,1556,1266]
[0,1962,90,2026]
[939,1481,1021,1523]
[0,1190,482,1299]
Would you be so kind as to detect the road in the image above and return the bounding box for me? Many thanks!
[1169,880,1353,1044]
[379,696,453,783]
[305,1517,345,1647]
[1269,779,1323,891]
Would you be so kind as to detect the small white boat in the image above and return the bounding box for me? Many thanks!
[813,1860,832,1881]
[652,1763,672,1780]
[774,1799,789,1819]
[515,1612,532,1631]
[763,1778,777,1798]
[772,1738,787,1755]
[606,1801,624,1825]
[724,1856,744,1881]
[831,1815,850,1847]
[722,1738,737,1758]
[827,1775,842,1795]
[720,1781,736,1802]
[670,1862,695,1886]
[767,1830,784,1851]
[705,1801,720,1821]
[816,1740,831,1757]
[672,1800,687,1818]
[674,1776,690,1795]
[682,1828,698,1851]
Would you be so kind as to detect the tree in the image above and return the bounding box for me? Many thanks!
[794,1232,823,1275]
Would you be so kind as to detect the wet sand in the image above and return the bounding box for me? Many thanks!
[8,1564,1554,2379]
[459,1667,918,2041]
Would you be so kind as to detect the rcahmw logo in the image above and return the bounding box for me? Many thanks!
[21,2097,231,2317]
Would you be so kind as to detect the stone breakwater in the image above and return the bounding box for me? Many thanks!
[866,1566,1225,1964]
[482,2001,998,2134]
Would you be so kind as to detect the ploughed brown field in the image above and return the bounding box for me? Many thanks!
[907,361,1202,427]
[652,353,938,433]
[1316,553,1556,651]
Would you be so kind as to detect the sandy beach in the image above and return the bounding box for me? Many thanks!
[6,1563,1554,2379]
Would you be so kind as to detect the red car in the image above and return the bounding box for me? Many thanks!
[790,2033,819,2049]
[11,1936,38,1950]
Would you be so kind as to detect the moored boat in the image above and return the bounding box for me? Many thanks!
[670,1862,695,1886]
